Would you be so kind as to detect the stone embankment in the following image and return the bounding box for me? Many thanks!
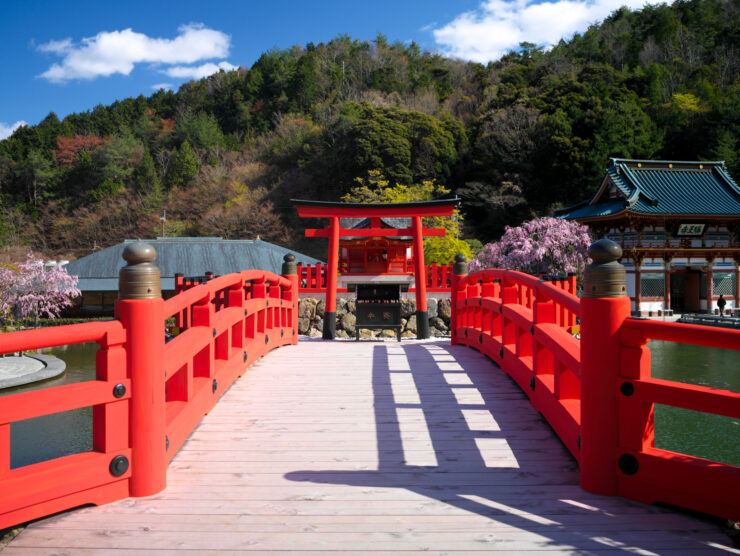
[298,297,452,338]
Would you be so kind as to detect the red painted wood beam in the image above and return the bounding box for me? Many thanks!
[295,205,456,218]
[305,227,446,238]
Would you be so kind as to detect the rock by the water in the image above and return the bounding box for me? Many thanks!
[335,329,350,339]
[431,317,448,331]
[438,298,452,320]
[358,328,375,339]
[401,298,416,318]
[308,328,322,338]
[346,299,356,314]
[298,317,311,335]
[298,298,317,319]
[406,314,417,333]
[379,329,398,339]
[427,298,438,318]
[401,330,417,338]
[340,312,356,335]
[430,326,448,337]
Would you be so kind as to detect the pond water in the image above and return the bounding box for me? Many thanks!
[2,338,738,468]
[649,340,740,466]
[1,342,97,468]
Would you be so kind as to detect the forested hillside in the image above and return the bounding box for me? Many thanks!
[0,0,737,261]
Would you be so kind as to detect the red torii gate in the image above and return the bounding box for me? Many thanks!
[293,198,459,339]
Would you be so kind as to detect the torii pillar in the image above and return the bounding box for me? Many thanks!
[293,198,459,340]
[411,215,430,338]
[324,216,340,339]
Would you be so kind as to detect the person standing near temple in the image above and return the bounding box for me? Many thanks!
[717,294,727,315]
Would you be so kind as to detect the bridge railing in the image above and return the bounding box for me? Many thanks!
[450,241,740,521]
[0,320,130,530]
[451,263,583,459]
[0,245,298,530]
[296,262,454,293]
[164,269,297,461]
[616,319,740,520]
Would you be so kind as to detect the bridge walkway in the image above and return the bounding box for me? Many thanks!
[4,339,733,554]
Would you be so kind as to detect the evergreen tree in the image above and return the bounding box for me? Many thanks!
[167,141,198,188]
[135,149,162,196]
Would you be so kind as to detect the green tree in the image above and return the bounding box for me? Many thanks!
[167,141,198,188]
[175,111,225,151]
[18,149,56,207]
[330,103,464,187]
[341,170,472,264]
[134,149,162,197]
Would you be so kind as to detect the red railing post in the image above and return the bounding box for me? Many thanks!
[567,272,577,328]
[580,239,630,496]
[450,254,468,345]
[173,273,185,332]
[115,242,166,497]
[282,254,299,345]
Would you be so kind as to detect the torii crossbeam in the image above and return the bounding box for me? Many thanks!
[293,198,460,339]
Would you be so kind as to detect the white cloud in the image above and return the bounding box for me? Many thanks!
[433,0,648,63]
[37,23,232,83]
[162,61,237,79]
[0,121,27,140]
[151,83,174,91]
[37,38,73,55]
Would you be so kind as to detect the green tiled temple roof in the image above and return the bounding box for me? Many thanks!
[557,159,740,220]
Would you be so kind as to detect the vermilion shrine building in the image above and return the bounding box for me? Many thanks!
[558,159,740,315]
[293,198,459,339]
[339,216,414,275]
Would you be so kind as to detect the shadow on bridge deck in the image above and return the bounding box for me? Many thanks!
[5,339,733,554]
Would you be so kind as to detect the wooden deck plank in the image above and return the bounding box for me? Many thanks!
[6,339,735,554]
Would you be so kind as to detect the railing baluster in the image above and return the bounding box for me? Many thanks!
[533,285,555,384]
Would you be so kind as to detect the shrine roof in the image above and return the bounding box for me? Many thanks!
[340,217,411,229]
[339,217,412,240]
[557,159,740,221]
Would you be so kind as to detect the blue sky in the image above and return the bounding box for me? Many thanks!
[0,0,647,139]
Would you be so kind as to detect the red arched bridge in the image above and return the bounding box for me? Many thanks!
[0,240,738,553]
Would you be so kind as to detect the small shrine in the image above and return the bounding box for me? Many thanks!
[292,198,459,339]
[339,217,413,275]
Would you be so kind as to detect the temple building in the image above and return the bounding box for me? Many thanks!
[557,159,740,315]
[65,237,320,315]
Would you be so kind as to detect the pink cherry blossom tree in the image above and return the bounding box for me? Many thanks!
[0,254,80,326]
[469,217,592,276]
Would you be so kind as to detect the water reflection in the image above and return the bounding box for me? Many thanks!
[2,343,97,468]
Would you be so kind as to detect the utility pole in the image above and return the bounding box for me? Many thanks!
[160,209,167,238]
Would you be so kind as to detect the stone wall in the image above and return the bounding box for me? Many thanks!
[298,297,452,339]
